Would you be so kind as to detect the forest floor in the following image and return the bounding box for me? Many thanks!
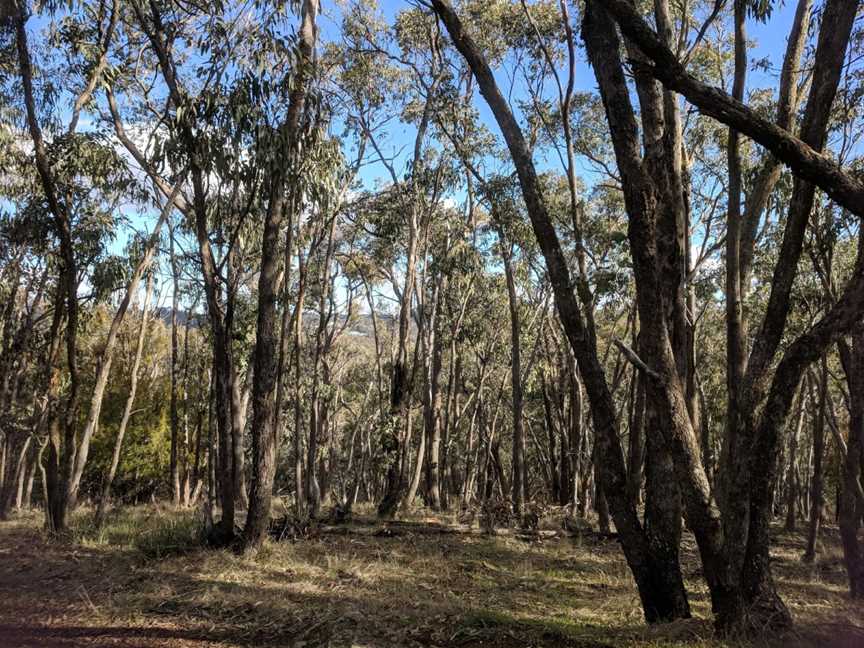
[0,505,862,648]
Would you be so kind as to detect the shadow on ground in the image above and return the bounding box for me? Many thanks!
[0,508,861,648]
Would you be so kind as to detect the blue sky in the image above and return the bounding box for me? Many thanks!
[15,0,807,290]
[318,0,804,194]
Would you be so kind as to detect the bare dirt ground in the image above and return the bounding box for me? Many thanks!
[1,506,862,647]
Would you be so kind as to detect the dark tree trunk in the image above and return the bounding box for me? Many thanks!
[803,359,828,562]
[433,0,691,622]
[839,335,864,597]
[584,0,858,634]
[643,403,689,618]
[502,242,526,516]
[377,229,417,518]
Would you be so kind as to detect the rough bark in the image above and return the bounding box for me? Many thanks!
[719,0,748,512]
[433,0,690,622]
[840,332,864,597]
[584,0,735,625]
[593,0,857,632]
[726,0,857,631]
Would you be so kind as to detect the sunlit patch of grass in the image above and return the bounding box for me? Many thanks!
[69,507,145,546]
[67,505,203,558]
[133,514,204,559]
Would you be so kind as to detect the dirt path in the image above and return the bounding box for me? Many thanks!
[0,520,232,648]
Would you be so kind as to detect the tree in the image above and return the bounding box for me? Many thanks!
[242,0,321,553]
[430,0,691,622]
[95,274,155,527]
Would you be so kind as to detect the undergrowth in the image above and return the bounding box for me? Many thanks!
[69,505,204,558]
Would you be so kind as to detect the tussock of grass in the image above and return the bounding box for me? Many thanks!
[68,506,204,558]
[133,515,204,559]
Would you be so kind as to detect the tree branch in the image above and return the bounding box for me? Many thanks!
[601,0,864,218]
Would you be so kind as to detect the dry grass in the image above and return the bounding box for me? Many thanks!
[0,505,861,647]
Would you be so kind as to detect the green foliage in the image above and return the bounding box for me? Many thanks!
[80,309,173,501]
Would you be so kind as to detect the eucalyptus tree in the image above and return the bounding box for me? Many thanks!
[582,0,860,631]
[242,0,324,552]
[94,272,155,527]
[112,0,304,541]
[419,7,555,517]
[298,156,362,518]
[9,0,166,530]
[0,127,55,519]
[335,2,455,517]
[430,0,693,622]
[402,197,463,510]
[0,215,52,519]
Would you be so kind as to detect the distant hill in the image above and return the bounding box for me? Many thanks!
[154,307,200,328]
[154,307,397,340]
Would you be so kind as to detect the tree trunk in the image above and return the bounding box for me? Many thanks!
[132,0,242,543]
[0,433,28,519]
[840,333,864,597]
[377,221,418,518]
[424,274,445,511]
[15,7,83,531]
[785,387,806,532]
[803,359,828,562]
[307,212,337,519]
[292,250,308,517]
[502,242,526,516]
[96,276,154,527]
[169,223,182,508]
[434,0,691,622]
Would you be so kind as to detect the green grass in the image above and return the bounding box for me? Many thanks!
[68,505,203,558]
